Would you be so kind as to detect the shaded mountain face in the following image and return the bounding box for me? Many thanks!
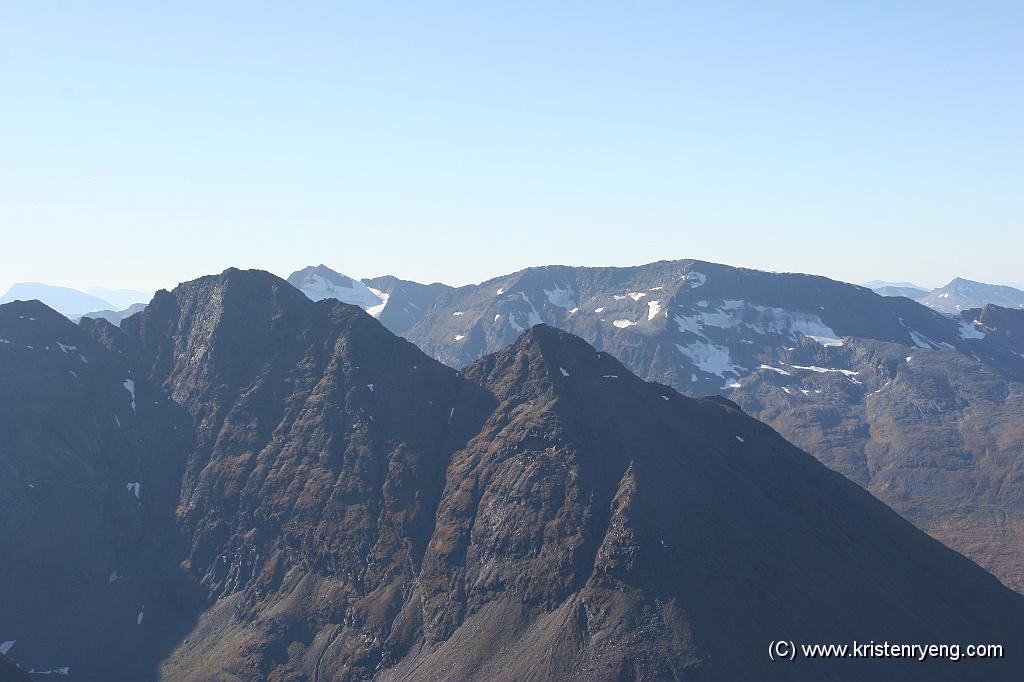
[922,277,1024,314]
[0,283,114,317]
[0,302,195,680]
[0,651,32,682]
[396,259,1024,592]
[5,274,1024,680]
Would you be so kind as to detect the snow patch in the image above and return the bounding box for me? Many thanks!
[675,342,744,381]
[365,288,389,318]
[787,364,858,377]
[543,284,576,309]
[806,335,844,347]
[122,379,136,414]
[300,274,382,308]
[594,307,605,313]
[685,271,707,288]
[907,330,936,349]
[612,319,635,328]
[958,320,986,340]
[559,367,570,377]
[672,300,842,346]
[366,384,374,392]
[454,334,465,341]
[452,311,464,316]
[0,641,14,655]
[758,364,792,376]
[735,436,745,443]
[647,301,663,320]
[627,292,647,301]
[126,482,141,499]
[602,375,619,379]
[137,606,144,625]
[56,342,78,354]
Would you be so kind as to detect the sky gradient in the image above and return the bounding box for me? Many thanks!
[1,1,1021,294]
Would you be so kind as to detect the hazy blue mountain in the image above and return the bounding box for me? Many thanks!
[0,283,113,317]
[79,302,148,326]
[922,277,1024,313]
[87,287,151,310]
[862,279,929,291]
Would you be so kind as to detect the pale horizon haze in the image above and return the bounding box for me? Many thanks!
[1,2,1021,294]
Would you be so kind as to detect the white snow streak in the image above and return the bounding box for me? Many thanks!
[122,379,136,414]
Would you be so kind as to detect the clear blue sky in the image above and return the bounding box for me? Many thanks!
[1,1,1021,293]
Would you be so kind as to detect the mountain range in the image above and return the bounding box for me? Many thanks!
[0,283,150,320]
[2,268,1022,680]
[290,261,1024,597]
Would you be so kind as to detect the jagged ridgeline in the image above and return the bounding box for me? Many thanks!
[1,269,1022,680]
[290,260,1024,596]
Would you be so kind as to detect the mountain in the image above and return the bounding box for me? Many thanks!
[870,285,930,300]
[0,283,113,317]
[286,265,453,334]
[922,277,1024,314]
[4,270,1023,679]
[87,287,152,310]
[80,302,148,326]
[361,275,453,335]
[394,259,1024,592]
[863,279,929,292]
[287,264,388,312]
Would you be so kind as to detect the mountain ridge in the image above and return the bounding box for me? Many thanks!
[3,268,1024,680]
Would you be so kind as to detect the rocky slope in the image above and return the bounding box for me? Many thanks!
[395,259,1024,592]
[4,272,1024,679]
